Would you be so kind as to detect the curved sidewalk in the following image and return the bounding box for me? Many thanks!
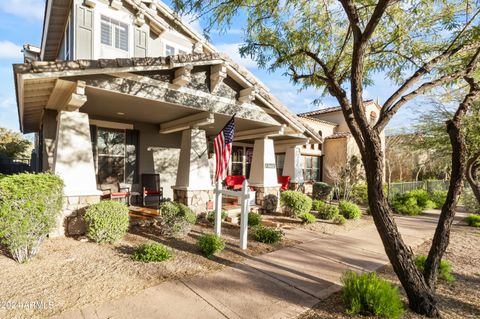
[56,210,456,319]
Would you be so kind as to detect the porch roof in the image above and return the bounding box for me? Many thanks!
[13,53,321,143]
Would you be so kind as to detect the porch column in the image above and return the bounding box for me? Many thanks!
[52,110,101,237]
[282,146,304,188]
[248,138,281,212]
[172,128,214,214]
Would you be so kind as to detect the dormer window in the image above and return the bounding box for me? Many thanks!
[101,15,129,51]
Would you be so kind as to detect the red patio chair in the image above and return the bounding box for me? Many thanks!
[225,175,246,190]
[141,173,163,206]
[278,176,291,191]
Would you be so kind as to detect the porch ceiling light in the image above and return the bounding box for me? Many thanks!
[116,112,125,115]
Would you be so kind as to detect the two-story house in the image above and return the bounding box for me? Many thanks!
[14,0,327,236]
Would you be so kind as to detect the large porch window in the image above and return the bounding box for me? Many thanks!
[228,145,253,177]
[97,128,126,184]
[275,153,285,177]
[91,126,139,186]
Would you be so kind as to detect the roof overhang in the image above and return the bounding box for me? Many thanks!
[14,53,322,143]
[40,0,73,61]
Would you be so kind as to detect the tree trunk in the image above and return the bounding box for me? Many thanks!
[466,151,480,205]
[423,78,480,288]
[360,132,440,317]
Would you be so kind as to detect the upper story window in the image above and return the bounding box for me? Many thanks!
[165,45,175,56]
[101,15,129,51]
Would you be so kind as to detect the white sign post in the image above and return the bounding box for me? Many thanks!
[214,179,251,249]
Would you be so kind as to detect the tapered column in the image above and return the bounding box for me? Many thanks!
[282,146,304,185]
[248,138,280,212]
[173,128,214,214]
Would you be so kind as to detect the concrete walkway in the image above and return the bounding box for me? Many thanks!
[57,210,460,319]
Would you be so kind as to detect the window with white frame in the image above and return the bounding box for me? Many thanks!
[101,15,129,51]
[165,45,175,56]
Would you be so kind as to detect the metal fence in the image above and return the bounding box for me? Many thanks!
[387,180,450,199]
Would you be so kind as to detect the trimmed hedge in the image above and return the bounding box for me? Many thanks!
[280,190,312,217]
[299,212,316,224]
[312,182,332,200]
[198,234,225,258]
[84,200,130,244]
[311,199,325,212]
[318,204,339,220]
[0,173,64,263]
[159,201,197,238]
[339,201,362,220]
[341,271,404,319]
[253,226,284,244]
[132,242,173,262]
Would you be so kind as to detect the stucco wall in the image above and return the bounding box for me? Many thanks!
[41,110,58,171]
[322,137,348,184]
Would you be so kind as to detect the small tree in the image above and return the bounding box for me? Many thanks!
[0,127,32,159]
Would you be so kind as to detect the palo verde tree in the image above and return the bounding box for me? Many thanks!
[173,0,480,316]
[413,100,480,204]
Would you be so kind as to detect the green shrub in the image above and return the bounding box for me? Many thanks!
[248,212,262,227]
[341,270,404,319]
[299,213,316,224]
[0,173,64,263]
[392,190,426,216]
[280,191,312,217]
[409,189,431,207]
[311,199,325,211]
[206,210,227,223]
[253,226,284,244]
[334,215,347,225]
[466,214,480,227]
[415,255,455,283]
[198,234,225,258]
[84,200,130,244]
[462,189,480,213]
[318,204,339,220]
[351,183,368,204]
[339,201,362,220]
[312,182,332,200]
[430,190,448,209]
[159,201,197,238]
[132,242,173,262]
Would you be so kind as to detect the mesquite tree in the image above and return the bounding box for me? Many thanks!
[173,0,480,316]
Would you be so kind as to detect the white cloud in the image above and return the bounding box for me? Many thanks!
[0,0,45,20]
[179,13,204,36]
[0,41,23,59]
[0,95,16,109]
[215,43,257,69]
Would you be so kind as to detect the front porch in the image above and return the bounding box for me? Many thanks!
[15,54,321,236]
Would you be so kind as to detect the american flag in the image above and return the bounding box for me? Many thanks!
[214,115,236,181]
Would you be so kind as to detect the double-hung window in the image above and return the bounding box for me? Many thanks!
[101,15,129,51]
[304,156,321,181]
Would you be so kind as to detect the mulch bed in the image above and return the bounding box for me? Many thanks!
[297,223,480,319]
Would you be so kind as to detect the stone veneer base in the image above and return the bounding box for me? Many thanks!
[250,185,281,213]
[50,195,101,237]
[173,189,214,215]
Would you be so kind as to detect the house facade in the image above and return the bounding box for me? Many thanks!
[14,0,327,236]
[297,100,386,184]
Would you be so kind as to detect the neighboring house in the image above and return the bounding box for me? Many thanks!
[297,100,386,184]
[13,0,323,236]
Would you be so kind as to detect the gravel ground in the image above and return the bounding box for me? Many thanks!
[298,223,480,319]
[0,220,299,319]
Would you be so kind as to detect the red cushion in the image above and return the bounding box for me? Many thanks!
[144,190,161,195]
[111,192,129,197]
[278,176,291,191]
[225,175,246,189]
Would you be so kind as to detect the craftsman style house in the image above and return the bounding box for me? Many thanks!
[14,0,326,235]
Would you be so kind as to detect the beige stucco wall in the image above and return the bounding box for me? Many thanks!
[322,137,348,184]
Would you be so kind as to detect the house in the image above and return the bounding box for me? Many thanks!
[13,0,325,236]
[297,100,385,184]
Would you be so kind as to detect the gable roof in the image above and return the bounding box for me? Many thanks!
[297,99,379,117]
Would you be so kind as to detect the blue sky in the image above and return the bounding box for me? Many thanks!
[0,0,414,134]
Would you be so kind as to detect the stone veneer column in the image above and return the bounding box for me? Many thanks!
[282,146,304,189]
[172,128,214,214]
[52,111,102,237]
[248,138,281,212]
